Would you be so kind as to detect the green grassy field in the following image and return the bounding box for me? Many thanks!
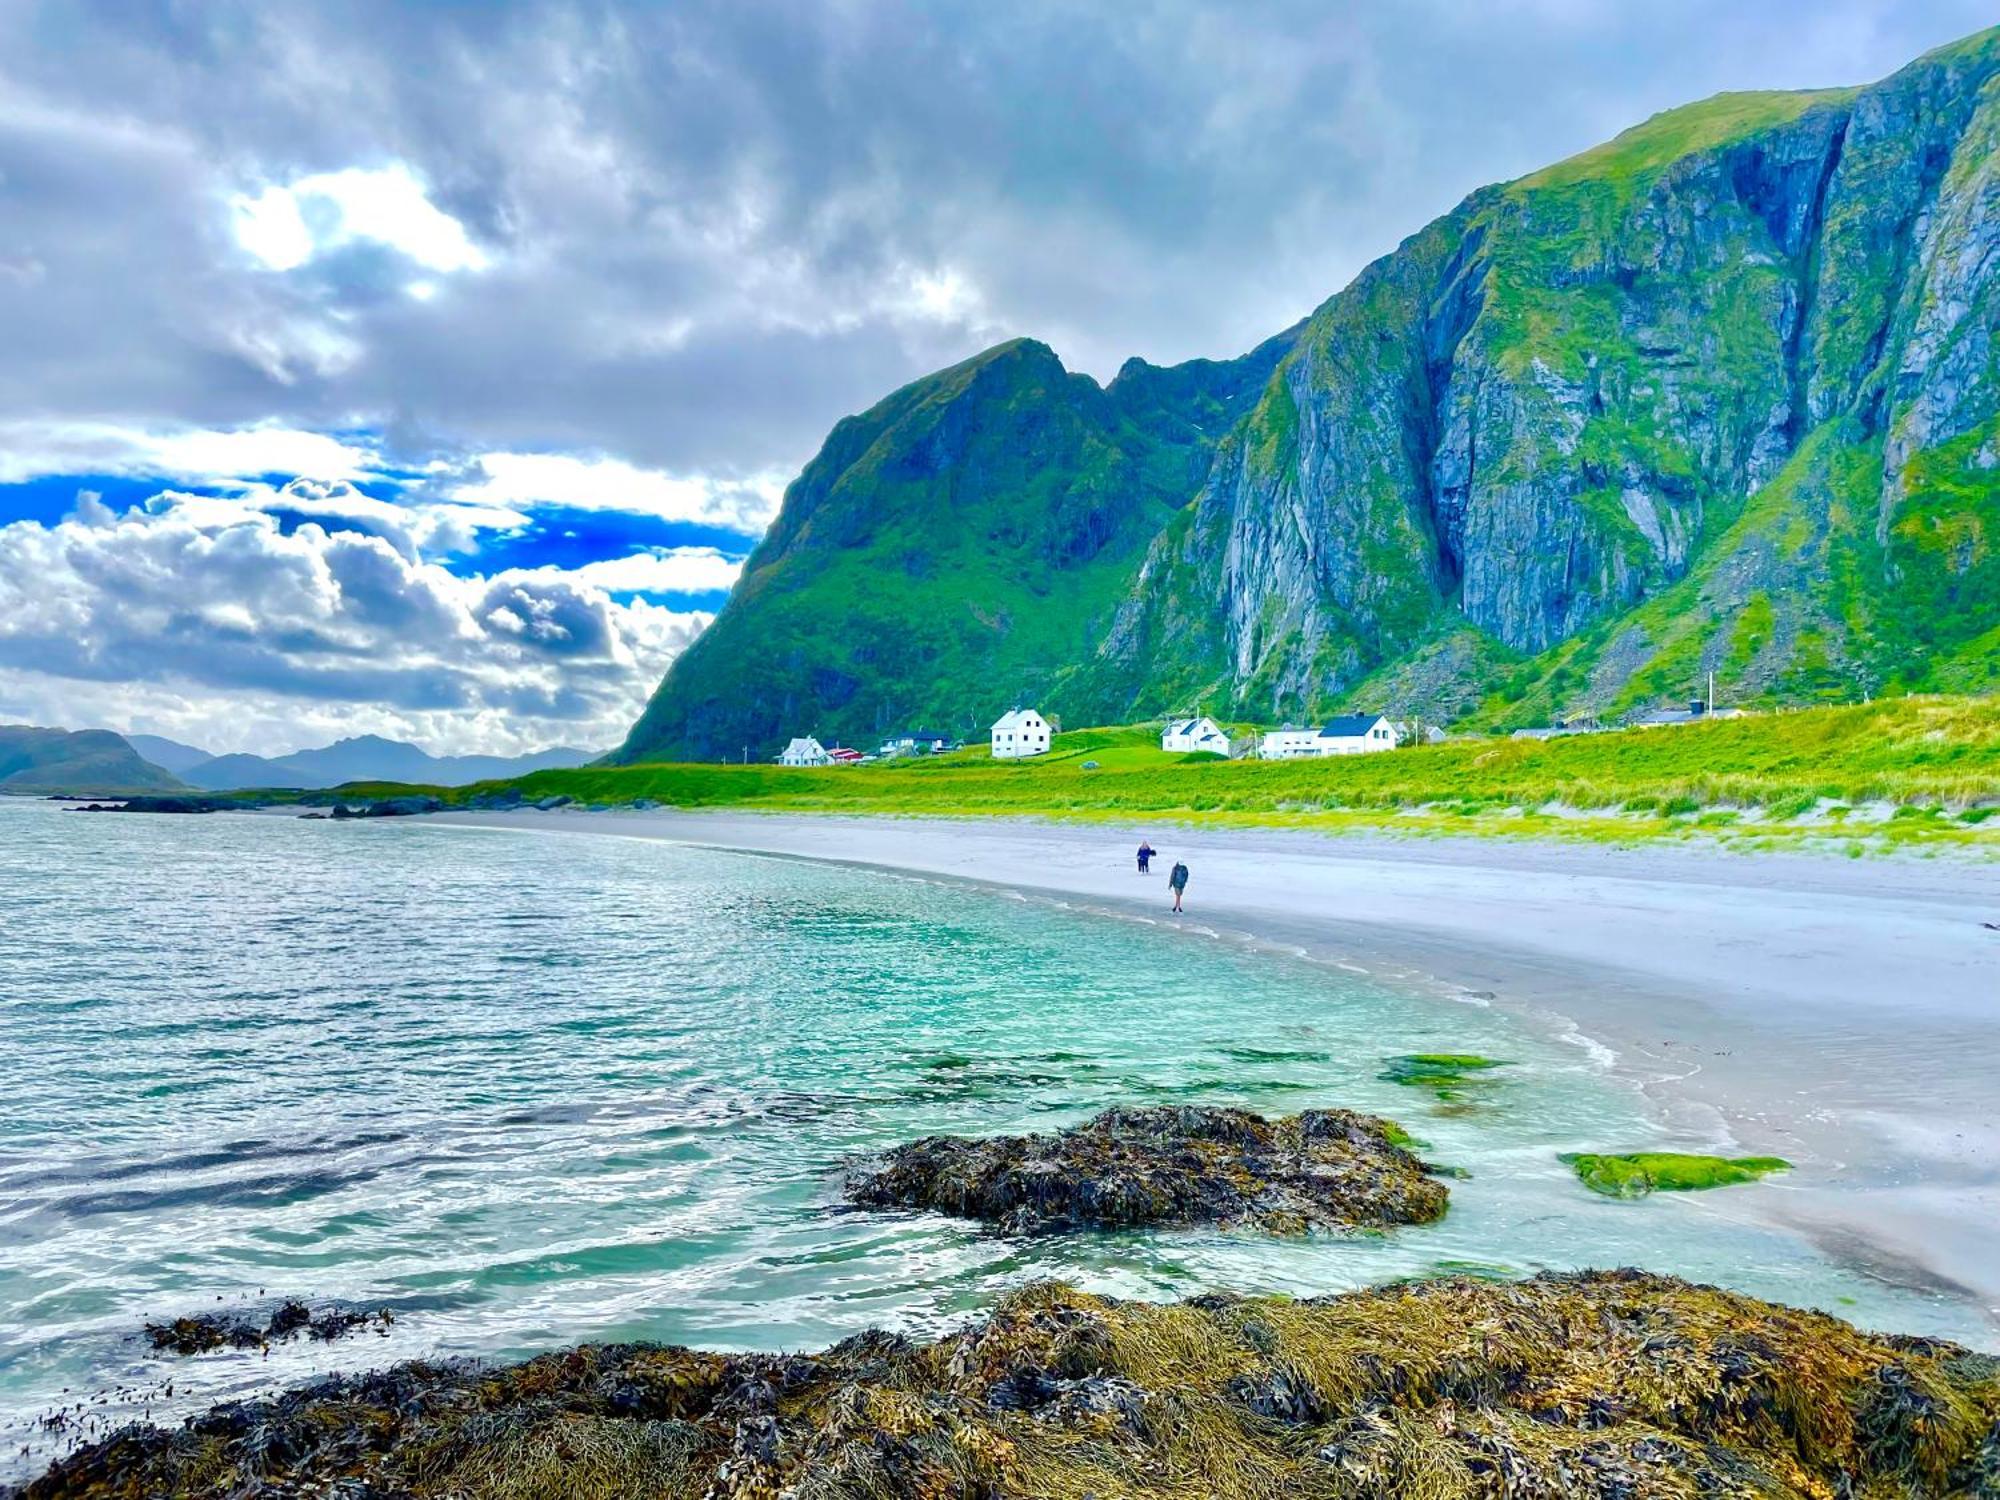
[330,695,2000,851]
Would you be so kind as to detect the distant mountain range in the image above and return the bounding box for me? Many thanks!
[618,26,2000,762]
[0,727,600,796]
[162,734,600,790]
[0,726,187,795]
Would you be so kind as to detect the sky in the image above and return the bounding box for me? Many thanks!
[0,1,1990,757]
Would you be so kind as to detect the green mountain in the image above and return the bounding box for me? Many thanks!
[0,726,189,796]
[619,28,2000,762]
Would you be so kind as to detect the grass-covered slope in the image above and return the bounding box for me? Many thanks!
[408,696,2000,848]
[0,726,188,797]
[620,27,2000,762]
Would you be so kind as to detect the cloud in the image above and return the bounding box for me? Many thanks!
[0,0,1979,485]
[230,163,491,275]
[450,453,786,533]
[498,547,744,597]
[0,421,379,486]
[0,491,711,755]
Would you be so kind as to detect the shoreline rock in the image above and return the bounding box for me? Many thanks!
[844,1104,1449,1234]
[23,1271,1999,1498]
[67,796,238,815]
[143,1301,394,1356]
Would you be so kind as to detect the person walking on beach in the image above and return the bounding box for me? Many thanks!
[1137,841,1155,874]
[1168,860,1189,913]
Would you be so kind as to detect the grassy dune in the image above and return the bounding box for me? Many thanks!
[343,695,2000,850]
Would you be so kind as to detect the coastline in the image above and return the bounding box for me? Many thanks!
[431,806,2000,1331]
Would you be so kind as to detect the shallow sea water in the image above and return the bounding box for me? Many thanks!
[0,799,1985,1473]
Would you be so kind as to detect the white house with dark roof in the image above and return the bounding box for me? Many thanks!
[1161,715,1242,756]
[1259,715,1399,759]
[777,736,832,766]
[989,708,1051,759]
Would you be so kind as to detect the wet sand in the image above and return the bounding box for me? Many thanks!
[434,808,2000,1331]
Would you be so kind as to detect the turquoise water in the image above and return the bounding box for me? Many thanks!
[0,799,1983,1472]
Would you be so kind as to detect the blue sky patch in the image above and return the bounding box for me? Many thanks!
[454,507,758,576]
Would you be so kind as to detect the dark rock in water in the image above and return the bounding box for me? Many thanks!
[327,796,442,820]
[69,795,235,815]
[845,1104,1449,1234]
[36,1272,2000,1498]
[142,1301,392,1356]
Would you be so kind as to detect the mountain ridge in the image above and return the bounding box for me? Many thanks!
[174,734,602,790]
[620,26,2000,762]
[0,726,188,796]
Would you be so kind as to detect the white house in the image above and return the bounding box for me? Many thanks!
[777,736,832,767]
[1260,715,1399,759]
[990,708,1051,759]
[878,729,954,758]
[1161,716,1243,757]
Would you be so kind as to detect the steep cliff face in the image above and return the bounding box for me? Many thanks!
[1097,28,2000,725]
[620,28,2000,762]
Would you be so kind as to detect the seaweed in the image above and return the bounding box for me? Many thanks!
[1376,1053,1511,1101]
[28,1270,2000,1498]
[143,1301,394,1355]
[845,1104,1449,1234]
[1562,1151,1792,1198]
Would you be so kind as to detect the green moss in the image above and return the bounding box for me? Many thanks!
[1562,1151,1793,1199]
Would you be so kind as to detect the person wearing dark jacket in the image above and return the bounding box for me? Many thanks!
[1137,841,1156,874]
[1168,861,1189,913]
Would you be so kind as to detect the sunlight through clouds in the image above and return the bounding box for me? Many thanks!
[230,163,490,275]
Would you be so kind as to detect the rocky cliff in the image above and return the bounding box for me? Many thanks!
[618,28,2000,762]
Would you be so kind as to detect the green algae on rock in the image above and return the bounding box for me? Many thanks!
[846,1104,1448,1234]
[1377,1053,1511,1100]
[25,1270,2000,1499]
[1563,1150,1793,1199]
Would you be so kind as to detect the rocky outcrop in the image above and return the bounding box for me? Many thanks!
[143,1301,393,1355]
[845,1104,1447,1233]
[26,1272,2000,1498]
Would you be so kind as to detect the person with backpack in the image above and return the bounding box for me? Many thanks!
[1137,841,1156,874]
[1168,860,1189,913]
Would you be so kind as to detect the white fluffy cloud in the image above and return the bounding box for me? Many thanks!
[0,493,716,755]
[231,163,490,275]
[453,452,787,533]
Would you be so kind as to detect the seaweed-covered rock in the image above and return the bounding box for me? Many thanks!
[845,1104,1449,1234]
[25,1271,2000,1498]
[143,1301,393,1355]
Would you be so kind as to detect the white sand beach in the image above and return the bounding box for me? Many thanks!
[435,808,2000,1330]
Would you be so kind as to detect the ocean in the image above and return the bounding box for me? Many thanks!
[0,798,1982,1475]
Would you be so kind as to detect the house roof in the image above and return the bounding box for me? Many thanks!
[783,736,824,751]
[1167,716,1223,737]
[1317,714,1387,738]
[991,709,1043,732]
